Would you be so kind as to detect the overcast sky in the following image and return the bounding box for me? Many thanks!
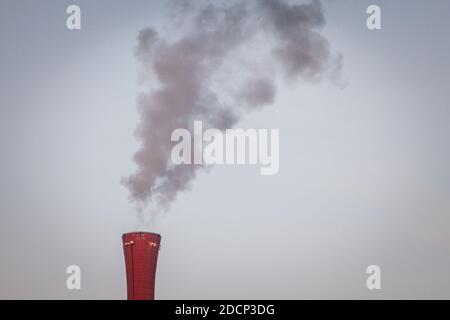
[1,0,450,299]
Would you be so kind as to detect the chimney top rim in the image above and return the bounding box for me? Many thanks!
[122,231,161,238]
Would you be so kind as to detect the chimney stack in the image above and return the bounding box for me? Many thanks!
[122,232,161,300]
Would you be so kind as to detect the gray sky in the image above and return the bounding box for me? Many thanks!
[1,0,450,299]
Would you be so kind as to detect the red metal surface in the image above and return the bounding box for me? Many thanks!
[122,232,161,300]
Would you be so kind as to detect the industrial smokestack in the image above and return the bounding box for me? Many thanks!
[122,232,161,300]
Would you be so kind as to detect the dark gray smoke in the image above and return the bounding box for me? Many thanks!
[123,0,342,219]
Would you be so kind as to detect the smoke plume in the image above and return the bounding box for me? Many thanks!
[123,0,342,220]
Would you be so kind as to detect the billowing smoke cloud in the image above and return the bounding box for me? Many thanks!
[123,0,342,219]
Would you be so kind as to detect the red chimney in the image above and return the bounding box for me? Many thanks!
[122,232,161,300]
